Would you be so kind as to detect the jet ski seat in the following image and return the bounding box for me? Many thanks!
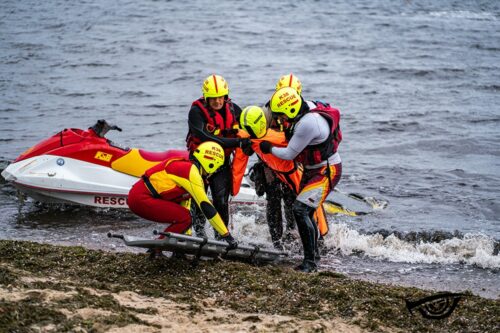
[111,149,189,177]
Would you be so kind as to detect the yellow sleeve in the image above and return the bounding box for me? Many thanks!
[170,166,229,236]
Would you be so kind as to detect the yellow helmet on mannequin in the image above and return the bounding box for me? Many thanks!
[240,106,267,139]
[192,141,225,174]
[270,87,302,119]
[202,74,229,99]
[275,73,302,95]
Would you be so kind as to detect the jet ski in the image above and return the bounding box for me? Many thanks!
[2,120,386,215]
[1,120,261,208]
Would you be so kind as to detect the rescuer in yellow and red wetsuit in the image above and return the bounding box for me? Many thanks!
[128,141,238,251]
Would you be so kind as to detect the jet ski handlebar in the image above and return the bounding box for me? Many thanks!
[90,119,122,138]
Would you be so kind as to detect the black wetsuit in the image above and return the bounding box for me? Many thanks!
[187,100,242,238]
[263,166,296,248]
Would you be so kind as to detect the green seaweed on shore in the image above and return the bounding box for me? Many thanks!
[0,265,18,285]
[0,298,68,332]
[0,240,498,333]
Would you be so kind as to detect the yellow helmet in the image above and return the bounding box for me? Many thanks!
[275,73,302,95]
[270,87,302,119]
[240,106,267,139]
[192,141,225,174]
[202,74,229,99]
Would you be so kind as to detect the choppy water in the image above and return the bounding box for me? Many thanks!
[1,0,499,298]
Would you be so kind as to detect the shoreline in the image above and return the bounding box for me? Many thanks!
[1,240,498,332]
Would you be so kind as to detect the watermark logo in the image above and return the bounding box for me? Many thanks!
[406,292,466,319]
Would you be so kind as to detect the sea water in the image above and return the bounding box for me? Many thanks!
[0,0,498,298]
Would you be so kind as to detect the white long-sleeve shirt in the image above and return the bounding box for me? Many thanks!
[271,101,341,169]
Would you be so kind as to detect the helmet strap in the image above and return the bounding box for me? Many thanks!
[244,125,258,139]
[189,153,201,169]
[194,158,207,176]
[292,97,308,122]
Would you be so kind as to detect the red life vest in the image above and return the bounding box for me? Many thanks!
[186,97,239,156]
[295,101,342,166]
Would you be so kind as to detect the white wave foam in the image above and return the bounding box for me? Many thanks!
[227,212,499,269]
[323,223,500,269]
[428,10,496,21]
[229,211,272,245]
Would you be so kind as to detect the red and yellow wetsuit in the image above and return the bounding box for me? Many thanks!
[127,151,228,237]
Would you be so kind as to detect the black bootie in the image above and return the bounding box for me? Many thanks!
[294,259,317,273]
[293,201,318,273]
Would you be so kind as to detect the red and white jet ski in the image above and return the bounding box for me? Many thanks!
[1,120,261,209]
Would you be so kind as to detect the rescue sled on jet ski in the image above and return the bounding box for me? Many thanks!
[108,230,288,265]
[1,120,260,208]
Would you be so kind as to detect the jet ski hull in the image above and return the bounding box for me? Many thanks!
[2,154,262,208]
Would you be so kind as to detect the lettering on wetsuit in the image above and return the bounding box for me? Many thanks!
[94,196,127,206]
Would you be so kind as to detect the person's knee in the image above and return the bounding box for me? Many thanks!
[179,219,192,231]
[127,198,138,213]
[127,196,143,216]
[212,197,228,212]
[211,183,230,202]
[293,201,313,216]
[266,196,281,211]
